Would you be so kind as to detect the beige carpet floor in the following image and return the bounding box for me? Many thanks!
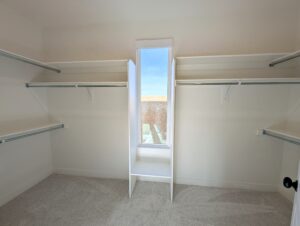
[0,174,293,226]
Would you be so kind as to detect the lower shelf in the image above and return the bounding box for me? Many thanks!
[131,159,172,179]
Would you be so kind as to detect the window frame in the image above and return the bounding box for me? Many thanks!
[136,39,173,148]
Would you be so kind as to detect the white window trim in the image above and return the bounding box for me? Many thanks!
[136,38,173,49]
[136,39,173,147]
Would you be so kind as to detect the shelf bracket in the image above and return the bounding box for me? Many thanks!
[256,129,264,136]
[221,85,232,104]
[86,87,94,102]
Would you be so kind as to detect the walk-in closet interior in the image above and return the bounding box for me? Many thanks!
[0,0,300,225]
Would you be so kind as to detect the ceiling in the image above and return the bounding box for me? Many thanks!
[2,0,299,29]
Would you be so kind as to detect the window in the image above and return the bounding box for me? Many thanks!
[137,40,172,145]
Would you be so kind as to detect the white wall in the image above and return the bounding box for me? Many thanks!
[298,2,300,50]
[1,0,300,206]
[174,85,289,190]
[42,0,299,61]
[47,80,293,191]
[48,88,129,179]
[0,57,54,207]
[0,3,44,60]
[39,0,300,192]
[278,10,300,201]
[278,87,300,201]
[0,3,52,206]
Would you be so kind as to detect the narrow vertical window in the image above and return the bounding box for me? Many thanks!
[137,44,171,145]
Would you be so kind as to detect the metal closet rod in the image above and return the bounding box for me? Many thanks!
[262,129,300,145]
[177,82,239,86]
[25,83,127,88]
[0,123,64,144]
[0,49,61,73]
[269,50,300,67]
[240,81,300,85]
[176,81,300,86]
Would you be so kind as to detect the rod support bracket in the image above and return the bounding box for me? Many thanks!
[86,88,94,102]
[256,129,264,136]
[221,85,232,104]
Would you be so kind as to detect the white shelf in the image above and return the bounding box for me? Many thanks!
[27,60,132,87]
[47,60,128,72]
[176,53,299,81]
[0,121,64,144]
[176,78,300,86]
[26,81,127,88]
[263,128,300,145]
[0,48,60,73]
[131,160,171,179]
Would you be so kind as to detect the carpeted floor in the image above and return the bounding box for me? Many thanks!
[0,174,293,226]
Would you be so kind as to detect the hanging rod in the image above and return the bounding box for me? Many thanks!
[176,79,240,86]
[176,81,239,86]
[0,49,61,73]
[262,129,300,145]
[240,81,300,85]
[269,50,300,67]
[176,78,300,86]
[0,122,64,144]
[26,82,128,88]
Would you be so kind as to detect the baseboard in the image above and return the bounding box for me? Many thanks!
[0,168,53,207]
[54,167,127,180]
[174,176,278,192]
[56,168,171,183]
[54,168,278,192]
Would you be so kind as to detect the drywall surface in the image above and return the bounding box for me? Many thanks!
[1,0,299,198]
[48,82,291,191]
[174,85,290,191]
[48,88,129,179]
[39,0,299,61]
[278,13,300,201]
[279,86,300,201]
[297,4,300,49]
[0,2,44,60]
[0,57,53,207]
[0,4,52,206]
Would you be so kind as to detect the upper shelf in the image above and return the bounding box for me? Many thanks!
[0,49,61,73]
[269,50,300,67]
[29,60,129,86]
[176,53,300,82]
[0,121,64,144]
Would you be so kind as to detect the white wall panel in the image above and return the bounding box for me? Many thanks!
[174,85,290,190]
[0,58,53,206]
[49,88,129,179]
[42,0,299,61]
[0,2,52,206]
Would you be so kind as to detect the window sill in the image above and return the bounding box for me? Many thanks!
[138,144,170,149]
